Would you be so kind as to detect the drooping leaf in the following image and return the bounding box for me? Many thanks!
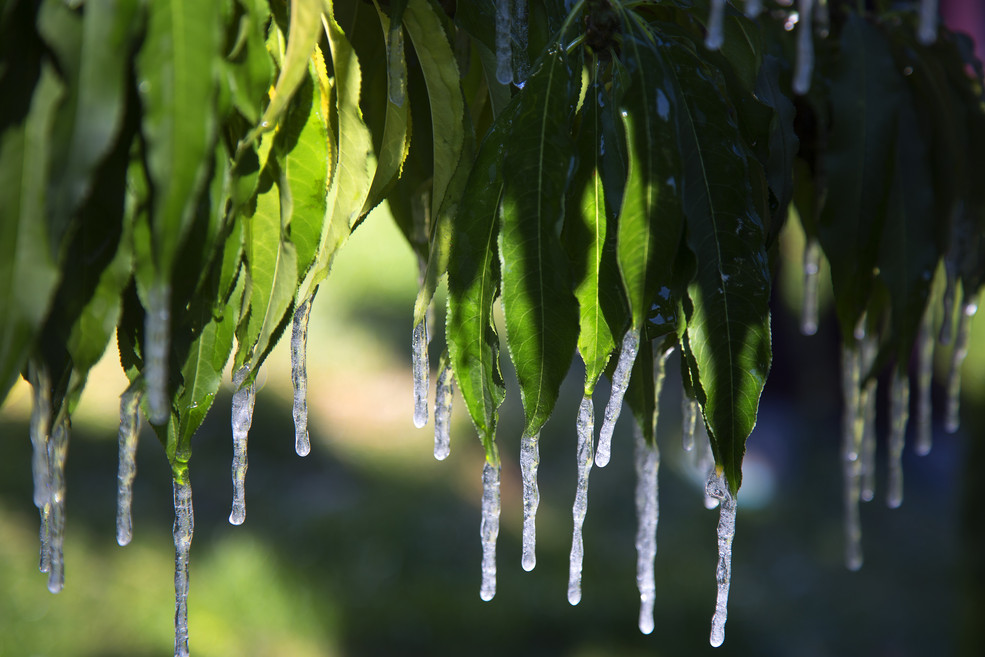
[755,54,799,237]
[224,0,275,125]
[259,0,323,130]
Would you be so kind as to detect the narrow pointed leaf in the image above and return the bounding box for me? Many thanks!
[260,0,323,129]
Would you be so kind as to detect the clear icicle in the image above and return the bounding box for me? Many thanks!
[117,386,143,546]
[145,283,171,425]
[479,461,501,601]
[520,431,540,571]
[229,367,255,526]
[291,295,314,457]
[793,0,815,95]
[744,0,762,18]
[887,369,910,509]
[917,0,938,45]
[46,418,69,594]
[596,329,640,468]
[859,337,878,503]
[28,365,52,511]
[705,0,726,50]
[412,319,429,429]
[801,239,821,336]
[494,0,512,85]
[634,424,660,634]
[434,361,454,461]
[945,301,977,433]
[841,343,864,571]
[173,477,194,657]
[706,469,736,648]
[915,306,935,455]
[568,394,594,606]
[386,21,407,107]
[682,396,698,452]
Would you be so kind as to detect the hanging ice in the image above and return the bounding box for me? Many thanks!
[945,301,976,433]
[386,20,407,107]
[887,370,910,509]
[801,239,821,335]
[705,0,726,50]
[46,418,69,594]
[706,469,736,648]
[915,306,934,455]
[520,431,540,571]
[840,342,864,571]
[434,362,454,461]
[479,461,501,601]
[117,386,143,546]
[860,337,878,503]
[145,283,171,425]
[495,0,512,85]
[229,367,255,526]
[29,365,52,512]
[793,0,815,94]
[918,0,938,45]
[173,476,194,657]
[744,0,762,18]
[634,424,660,634]
[568,394,594,606]
[512,0,529,85]
[682,396,698,452]
[412,319,429,429]
[596,329,640,468]
[291,296,313,457]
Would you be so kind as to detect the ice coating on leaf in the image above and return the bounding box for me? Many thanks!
[596,329,640,468]
[744,0,762,18]
[229,367,255,525]
[495,0,512,85]
[634,424,659,634]
[29,366,52,510]
[434,361,454,461]
[793,0,815,94]
[173,477,194,657]
[860,336,878,503]
[945,302,976,433]
[568,394,594,606]
[915,305,934,455]
[117,386,143,546]
[887,369,910,509]
[412,319,429,428]
[145,283,171,425]
[682,396,698,452]
[705,0,726,50]
[291,296,313,457]
[480,461,501,601]
[512,0,529,85]
[841,343,864,571]
[918,0,938,45]
[521,431,541,571]
[46,419,69,594]
[706,469,736,648]
[801,239,821,335]
[387,22,407,107]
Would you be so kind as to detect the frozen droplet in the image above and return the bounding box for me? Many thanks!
[915,306,934,456]
[568,394,594,606]
[801,239,821,335]
[117,385,143,546]
[793,0,815,94]
[291,295,314,457]
[706,469,736,647]
[495,0,512,85]
[520,431,540,571]
[634,424,660,634]
[387,23,407,107]
[229,367,255,525]
[145,283,171,425]
[705,0,726,50]
[918,0,938,45]
[841,342,864,571]
[479,461,501,601]
[173,476,194,657]
[412,320,429,428]
[887,369,910,509]
[46,418,69,594]
[434,361,454,461]
[745,0,762,18]
[944,301,976,433]
[682,396,698,452]
[596,329,641,468]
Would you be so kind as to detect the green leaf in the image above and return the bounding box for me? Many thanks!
[259,0,323,130]
[224,0,274,125]
[755,54,799,237]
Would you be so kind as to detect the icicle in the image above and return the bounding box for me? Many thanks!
[434,361,454,461]
[940,261,956,345]
[412,319,429,428]
[39,506,51,574]
[568,394,594,606]
[915,306,935,455]
[596,329,640,468]
[801,239,821,335]
[145,283,171,425]
[945,301,977,433]
[117,386,143,546]
[46,418,69,594]
[28,365,52,511]
[291,295,314,457]
[682,396,698,452]
[512,0,529,86]
[706,469,736,648]
[634,424,660,634]
[494,0,512,85]
[887,369,910,509]
[520,431,540,571]
[386,20,407,107]
[840,342,864,571]
[744,0,762,18]
[173,476,194,657]
[793,0,815,95]
[917,0,938,45]
[229,367,255,526]
[705,0,726,50]
[859,336,878,503]
[479,461,501,601]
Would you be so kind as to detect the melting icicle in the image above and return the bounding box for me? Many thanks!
[744,0,762,18]
[46,418,69,594]
[434,362,454,461]
[520,432,540,571]
[568,394,594,606]
[479,461,501,601]
[291,296,313,457]
[841,343,864,571]
[945,301,977,433]
[494,0,512,85]
[173,477,194,657]
[801,239,821,335]
[117,386,143,546]
[915,306,935,455]
[412,319,429,429]
[705,0,726,50]
[706,469,736,648]
[887,370,910,509]
[793,0,815,95]
[859,337,878,503]
[596,329,640,468]
[512,0,529,86]
[229,367,255,526]
[145,283,171,425]
[682,396,698,452]
[918,0,938,45]
[386,21,407,107]
[634,424,659,634]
